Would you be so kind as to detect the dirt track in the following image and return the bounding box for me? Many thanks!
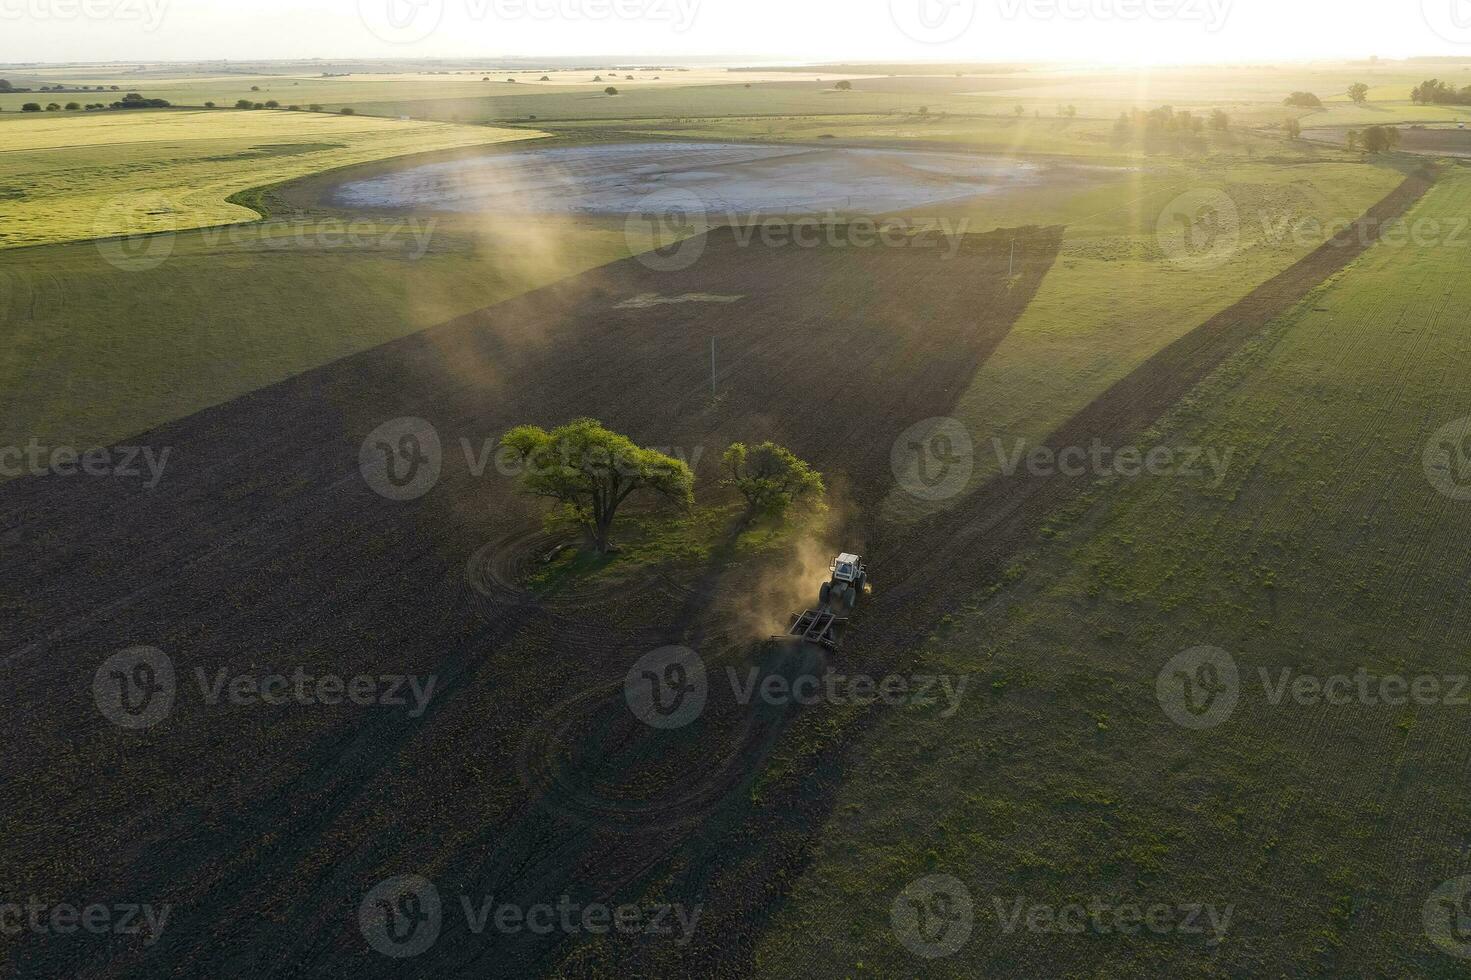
[0,169,1434,977]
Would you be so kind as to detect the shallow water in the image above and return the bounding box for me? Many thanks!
[329,141,1045,215]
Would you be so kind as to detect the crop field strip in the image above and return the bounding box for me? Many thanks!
[0,226,1064,975]
[757,170,1471,976]
[0,156,1442,972]
[0,110,545,248]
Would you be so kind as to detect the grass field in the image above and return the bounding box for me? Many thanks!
[0,213,634,451]
[754,169,1471,977]
[0,110,543,248]
[893,158,1407,519]
[8,54,1471,976]
[0,67,867,114]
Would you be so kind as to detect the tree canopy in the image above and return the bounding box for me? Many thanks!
[1348,83,1370,104]
[1360,125,1400,153]
[722,442,824,519]
[500,419,693,553]
[1283,91,1323,108]
[1411,79,1471,105]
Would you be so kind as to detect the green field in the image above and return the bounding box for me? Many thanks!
[7,55,1471,974]
[902,158,1405,517]
[755,169,1471,977]
[0,110,543,248]
[0,214,633,450]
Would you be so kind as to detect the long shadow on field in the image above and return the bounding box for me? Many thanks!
[0,225,1062,978]
[672,167,1443,975]
[1,157,1437,974]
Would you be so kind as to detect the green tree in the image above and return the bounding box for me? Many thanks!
[1361,125,1400,152]
[1346,129,1360,151]
[65,102,80,110]
[264,99,280,108]
[235,99,253,109]
[722,442,824,519]
[1209,109,1231,131]
[835,80,853,91]
[1348,82,1370,104]
[500,419,694,554]
[1283,117,1301,139]
[340,106,356,114]
[21,102,39,112]
[1283,91,1323,108]
[604,86,618,96]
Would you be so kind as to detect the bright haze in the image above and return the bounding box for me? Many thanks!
[2,0,1469,65]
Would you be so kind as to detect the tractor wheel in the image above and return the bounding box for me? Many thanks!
[856,571,867,592]
[845,587,857,610]
[819,582,832,605]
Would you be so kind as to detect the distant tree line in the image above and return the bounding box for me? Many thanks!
[113,93,171,109]
[1108,105,1230,155]
[1411,79,1471,106]
[2,80,123,93]
[1114,105,1229,135]
[16,92,172,111]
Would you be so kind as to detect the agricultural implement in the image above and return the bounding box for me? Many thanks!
[775,552,867,651]
[786,608,848,651]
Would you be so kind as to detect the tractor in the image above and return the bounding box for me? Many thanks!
[818,553,867,611]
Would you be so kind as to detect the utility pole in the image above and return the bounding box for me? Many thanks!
[1009,239,1016,277]
[711,336,717,399]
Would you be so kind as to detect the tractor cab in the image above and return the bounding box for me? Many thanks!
[820,553,868,611]
[831,553,862,583]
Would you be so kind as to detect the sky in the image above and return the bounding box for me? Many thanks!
[3,0,1471,65]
